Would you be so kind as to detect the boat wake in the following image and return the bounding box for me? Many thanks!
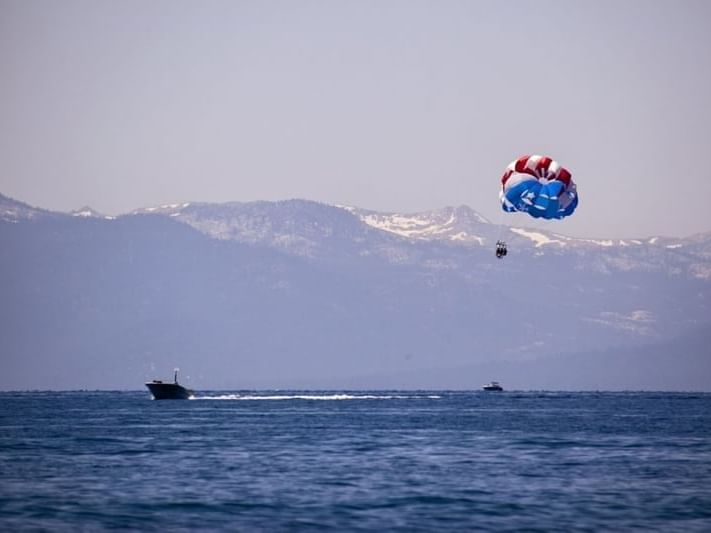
[192,393,442,401]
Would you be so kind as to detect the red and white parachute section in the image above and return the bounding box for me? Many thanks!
[500,155,578,220]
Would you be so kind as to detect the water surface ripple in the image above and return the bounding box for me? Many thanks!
[1,391,710,531]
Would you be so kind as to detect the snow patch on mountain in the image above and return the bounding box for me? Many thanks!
[134,202,191,215]
[585,310,657,336]
[510,228,568,247]
[70,207,115,220]
[72,208,96,218]
[340,205,488,245]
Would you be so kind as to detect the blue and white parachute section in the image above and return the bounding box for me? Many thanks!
[500,155,578,220]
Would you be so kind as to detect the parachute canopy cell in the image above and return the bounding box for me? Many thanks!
[500,155,578,219]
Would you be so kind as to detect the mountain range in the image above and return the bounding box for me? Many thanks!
[2,192,710,391]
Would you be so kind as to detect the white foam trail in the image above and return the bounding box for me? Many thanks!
[193,394,442,401]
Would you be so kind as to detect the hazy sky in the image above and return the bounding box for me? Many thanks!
[2,0,710,238]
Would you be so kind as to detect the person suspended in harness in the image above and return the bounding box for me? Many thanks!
[495,240,507,259]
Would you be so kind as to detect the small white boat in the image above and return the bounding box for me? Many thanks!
[482,381,503,391]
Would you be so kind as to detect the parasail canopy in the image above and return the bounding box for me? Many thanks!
[500,155,578,219]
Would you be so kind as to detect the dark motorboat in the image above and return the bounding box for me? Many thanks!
[482,381,503,391]
[145,369,194,400]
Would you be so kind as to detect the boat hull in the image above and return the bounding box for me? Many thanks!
[145,382,193,400]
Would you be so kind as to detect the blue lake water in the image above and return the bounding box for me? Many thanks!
[1,391,710,531]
